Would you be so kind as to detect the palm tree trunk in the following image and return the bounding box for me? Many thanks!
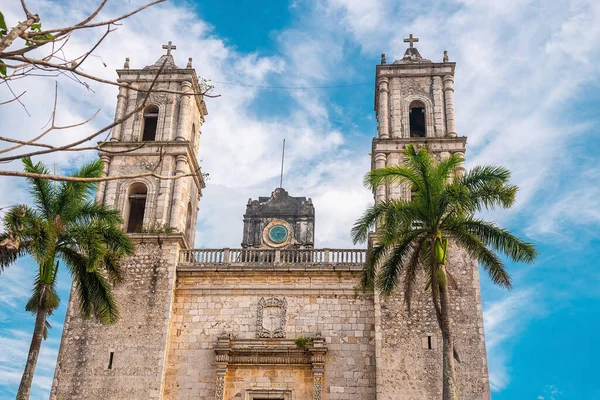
[16,284,49,400]
[439,265,458,400]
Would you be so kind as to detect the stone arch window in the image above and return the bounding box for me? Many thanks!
[126,183,147,233]
[142,105,159,141]
[185,201,193,244]
[409,100,426,137]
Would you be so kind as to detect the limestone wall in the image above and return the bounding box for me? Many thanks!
[163,270,376,400]
[50,236,181,400]
[375,246,491,400]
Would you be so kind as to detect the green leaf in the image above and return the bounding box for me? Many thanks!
[0,60,6,77]
[0,11,7,31]
[31,23,41,32]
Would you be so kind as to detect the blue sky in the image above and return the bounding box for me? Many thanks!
[1,0,599,399]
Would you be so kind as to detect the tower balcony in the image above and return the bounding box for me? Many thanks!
[178,248,366,272]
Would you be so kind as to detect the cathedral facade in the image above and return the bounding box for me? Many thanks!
[51,38,491,400]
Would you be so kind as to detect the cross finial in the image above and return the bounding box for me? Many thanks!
[403,34,419,48]
[162,41,177,56]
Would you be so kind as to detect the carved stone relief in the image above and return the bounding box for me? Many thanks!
[313,375,323,400]
[215,375,225,400]
[256,297,287,338]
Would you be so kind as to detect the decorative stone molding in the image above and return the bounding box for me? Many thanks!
[213,336,328,400]
[257,297,287,338]
[313,375,323,400]
[246,389,292,400]
[215,375,225,400]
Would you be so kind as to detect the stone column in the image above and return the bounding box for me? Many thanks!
[95,156,111,204]
[443,75,457,138]
[214,336,230,400]
[455,151,465,177]
[169,155,189,231]
[310,336,326,400]
[111,86,128,141]
[433,76,445,137]
[122,83,139,141]
[374,153,387,204]
[377,77,390,139]
[386,153,402,200]
[175,81,192,141]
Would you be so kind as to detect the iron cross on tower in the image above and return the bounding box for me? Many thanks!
[162,41,177,55]
[403,34,419,48]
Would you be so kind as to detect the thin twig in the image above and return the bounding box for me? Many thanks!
[0,57,167,163]
[0,170,196,183]
[4,81,31,116]
[0,91,26,106]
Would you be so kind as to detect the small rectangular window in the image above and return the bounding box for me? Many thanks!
[108,352,114,369]
[427,336,433,350]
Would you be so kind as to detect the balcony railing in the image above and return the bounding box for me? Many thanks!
[179,248,366,267]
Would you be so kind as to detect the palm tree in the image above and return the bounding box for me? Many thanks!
[0,157,134,400]
[352,144,538,400]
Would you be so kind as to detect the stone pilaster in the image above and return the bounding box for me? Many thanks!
[455,151,465,177]
[311,336,326,400]
[443,75,457,137]
[214,335,230,400]
[122,83,139,141]
[374,153,387,204]
[386,152,402,200]
[432,76,445,137]
[377,77,390,139]
[169,155,190,232]
[111,86,128,141]
[95,155,111,204]
[175,81,192,141]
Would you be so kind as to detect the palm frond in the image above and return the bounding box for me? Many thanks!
[73,202,123,226]
[22,157,55,218]
[449,218,538,263]
[447,227,512,288]
[378,230,427,295]
[364,165,422,192]
[403,239,425,314]
[460,165,511,190]
[55,160,103,219]
[360,243,388,291]
[351,201,391,244]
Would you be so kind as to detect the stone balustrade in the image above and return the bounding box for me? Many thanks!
[178,248,366,270]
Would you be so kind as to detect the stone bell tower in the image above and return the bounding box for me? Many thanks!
[371,36,491,399]
[51,42,208,399]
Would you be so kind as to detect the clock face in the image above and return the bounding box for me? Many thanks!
[268,225,288,244]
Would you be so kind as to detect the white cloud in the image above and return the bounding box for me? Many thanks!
[527,167,600,239]
[322,0,600,231]
[483,289,543,391]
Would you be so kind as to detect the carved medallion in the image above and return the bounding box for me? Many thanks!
[257,297,287,338]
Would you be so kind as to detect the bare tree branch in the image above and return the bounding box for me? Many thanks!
[0,57,167,163]
[0,0,214,183]
[0,169,196,183]
[0,90,26,105]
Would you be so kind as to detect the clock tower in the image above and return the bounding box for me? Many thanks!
[241,187,315,249]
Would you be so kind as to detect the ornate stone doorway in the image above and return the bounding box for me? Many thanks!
[214,336,327,400]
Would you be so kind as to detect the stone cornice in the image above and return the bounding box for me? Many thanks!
[214,337,328,366]
[371,136,467,171]
[126,232,189,248]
